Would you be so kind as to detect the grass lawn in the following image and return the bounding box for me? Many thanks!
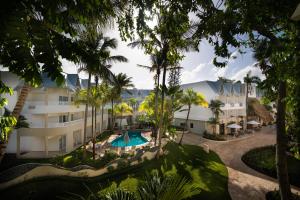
[0,142,231,200]
[242,145,300,187]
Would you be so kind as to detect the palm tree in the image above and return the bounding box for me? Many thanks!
[109,73,134,131]
[179,89,208,145]
[218,77,233,95]
[128,97,137,124]
[243,71,261,130]
[74,87,102,160]
[77,25,128,158]
[114,102,133,130]
[209,100,224,134]
[135,55,161,144]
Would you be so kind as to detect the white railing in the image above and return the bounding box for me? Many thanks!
[48,119,83,127]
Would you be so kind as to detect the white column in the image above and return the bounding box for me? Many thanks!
[44,136,48,157]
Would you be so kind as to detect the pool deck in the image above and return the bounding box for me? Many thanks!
[87,131,154,157]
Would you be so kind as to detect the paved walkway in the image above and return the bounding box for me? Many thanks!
[178,126,300,200]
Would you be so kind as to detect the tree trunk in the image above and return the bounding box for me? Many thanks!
[91,106,95,160]
[101,104,104,132]
[93,77,98,160]
[179,105,190,145]
[83,72,91,159]
[157,65,167,154]
[244,83,248,131]
[111,99,114,132]
[154,69,160,146]
[276,80,292,200]
[120,113,123,130]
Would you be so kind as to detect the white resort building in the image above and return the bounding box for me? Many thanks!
[174,80,273,135]
[0,71,109,158]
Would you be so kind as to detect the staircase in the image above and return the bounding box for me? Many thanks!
[0,85,30,162]
[248,98,273,124]
[11,85,31,119]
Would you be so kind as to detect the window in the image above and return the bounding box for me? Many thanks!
[180,123,185,127]
[59,115,68,123]
[230,103,235,107]
[59,96,69,105]
[239,102,243,107]
[190,123,194,128]
[71,114,74,121]
[71,96,74,102]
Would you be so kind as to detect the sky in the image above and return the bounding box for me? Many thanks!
[62,28,264,89]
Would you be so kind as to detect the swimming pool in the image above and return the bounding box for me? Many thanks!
[111,130,148,147]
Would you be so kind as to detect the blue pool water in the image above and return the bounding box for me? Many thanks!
[111,130,148,147]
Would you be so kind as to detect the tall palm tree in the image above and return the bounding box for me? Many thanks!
[243,71,261,130]
[114,102,133,130]
[74,87,101,160]
[98,82,110,132]
[218,77,233,95]
[110,73,134,131]
[135,55,162,145]
[209,100,224,134]
[179,89,208,145]
[77,25,128,158]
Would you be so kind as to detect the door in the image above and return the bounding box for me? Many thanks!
[219,124,225,135]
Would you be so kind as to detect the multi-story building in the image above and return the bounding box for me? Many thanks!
[1,71,109,158]
[173,80,266,135]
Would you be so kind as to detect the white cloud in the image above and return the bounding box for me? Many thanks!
[231,63,265,82]
[181,59,265,84]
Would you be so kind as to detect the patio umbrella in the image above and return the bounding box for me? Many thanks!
[247,120,260,125]
[124,131,130,144]
[227,123,242,129]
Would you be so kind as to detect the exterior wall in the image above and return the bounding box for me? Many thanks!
[2,72,110,157]
[174,80,250,135]
[174,118,208,134]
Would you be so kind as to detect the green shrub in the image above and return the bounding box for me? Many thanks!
[242,146,300,187]
[96,130,114,142]
[203,131,226,141]
[107,165,115,172]
[63,156,80,168]
[120,153,131,159]
[117,159,128,169]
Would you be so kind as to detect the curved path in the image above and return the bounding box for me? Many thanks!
[179,125,300,200]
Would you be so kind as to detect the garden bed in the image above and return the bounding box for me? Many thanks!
[242,145,300,187]
[203,132,226,141]
[0,142,230,200]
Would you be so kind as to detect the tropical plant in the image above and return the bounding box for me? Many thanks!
[243,71,261,130]
[64,173,200,200]
[74,86,103,160]
[209,100,224,121]
[77,24,128,158]
[208,99,224,134]
[134,54,163,145]
[208,117,218,135]
[109,73,134,131]
[192,0,299,198]
[114,102,133,130]
[179,88,208,145]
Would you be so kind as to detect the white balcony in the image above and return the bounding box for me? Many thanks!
[23,101,85,114]
[48,119,84,128]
